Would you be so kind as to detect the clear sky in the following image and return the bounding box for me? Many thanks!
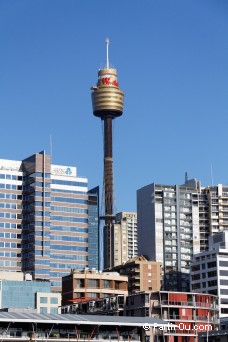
[0,0,228,213]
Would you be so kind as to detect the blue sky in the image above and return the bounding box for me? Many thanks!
[0,0,228,212]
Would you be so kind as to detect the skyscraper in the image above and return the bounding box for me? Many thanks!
[88,186,100,270]
[137,181,201,292]
[0,151,88,291]
[137,179,228,292]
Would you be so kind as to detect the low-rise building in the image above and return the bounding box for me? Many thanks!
[0,278,61,314]
[108,255,162,293]
[62,269,128,306]
[0,311,170,342]
[125,291,219,342]
[61,294,126,316]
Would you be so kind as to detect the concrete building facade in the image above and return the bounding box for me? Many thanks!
[109,255,162,294]
[190,231,228,318]
[103,212,137,269]
[137,179,228,292]
[125,291,219,342]
[62,269,128,306]
[137,180,200,292]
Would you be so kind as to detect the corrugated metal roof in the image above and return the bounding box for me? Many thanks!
[0,312,168,327]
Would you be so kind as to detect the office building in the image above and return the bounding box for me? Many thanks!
[88,187,100,270]
[0,279,61,314]
[103,212,138,269]
[109,255,162,294]
[190,231,228,318]
[62,268,128,305]
[0,152,88,291]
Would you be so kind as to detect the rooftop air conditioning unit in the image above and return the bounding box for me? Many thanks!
[89,301,95,307]
[72,304,78,311]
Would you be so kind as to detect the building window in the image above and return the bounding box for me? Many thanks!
[40,307,48,314]
[145,308,149,317]
[40,297,48,304]
[88,279,98,288]
[103,280,110,289]
[145,294,149,303]
[50,307,58,314]
[50,297,58,304]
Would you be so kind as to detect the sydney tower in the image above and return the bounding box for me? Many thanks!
[91,39,124,226]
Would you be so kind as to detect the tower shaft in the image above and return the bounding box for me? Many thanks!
[104,117,114,223]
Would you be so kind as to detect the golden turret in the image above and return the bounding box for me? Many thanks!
[91,39,124,118]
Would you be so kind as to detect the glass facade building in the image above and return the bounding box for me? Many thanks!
[88,187,100,270]
[0,280,51,309]
[0,152,88,291]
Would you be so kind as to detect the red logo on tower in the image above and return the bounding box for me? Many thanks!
[101,77,118,87]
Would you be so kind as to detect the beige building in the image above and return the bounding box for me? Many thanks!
[62,269,128,306]
[36,292,61,314]
[0,271,24,281]
[103,212,137,269]
[109,255,162,294]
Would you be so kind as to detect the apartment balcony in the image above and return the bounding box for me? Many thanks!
[160,300,215,309]
[168,315,219,324]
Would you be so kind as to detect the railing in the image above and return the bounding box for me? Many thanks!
[161,300,216,308]
[0,333,141,341]
[168,315,217,322]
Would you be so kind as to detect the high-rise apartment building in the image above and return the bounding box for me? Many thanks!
[203,184,228,233]
[0,152,89,291]
[137,179,228,292]
[116,212,138,260]
[103,212,138,269]
[137,181,201,292]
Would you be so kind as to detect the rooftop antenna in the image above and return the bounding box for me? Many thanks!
[185,171,189,183]
[50,134,53,161]
[106,38,110,69]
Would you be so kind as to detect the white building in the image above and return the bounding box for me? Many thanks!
[190,231,228,318]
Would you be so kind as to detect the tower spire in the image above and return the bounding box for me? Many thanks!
[106,38,110,69]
